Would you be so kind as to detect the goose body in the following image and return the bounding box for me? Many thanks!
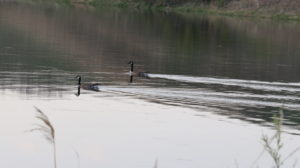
[138,72,150,78]
[128,61,150,79]
[82,83,101,91]
[76,75,100,91]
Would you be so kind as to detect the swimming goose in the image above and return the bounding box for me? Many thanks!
[76,75,100,91]
[128,61,150,78]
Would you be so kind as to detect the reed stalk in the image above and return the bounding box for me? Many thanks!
[30,106,57,168]
[252,108,300,168]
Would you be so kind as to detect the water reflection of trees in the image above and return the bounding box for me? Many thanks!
[1,4,300,81]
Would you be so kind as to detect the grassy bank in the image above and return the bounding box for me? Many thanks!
[19,0,72,7]
[86,0,300,21]
[170,3,300,21]
[16,0,300,20]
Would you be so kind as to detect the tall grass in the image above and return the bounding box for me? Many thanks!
[261,109,284,168]
[30,106,57,168]
[251,109,300,168]
[27,106,299,168]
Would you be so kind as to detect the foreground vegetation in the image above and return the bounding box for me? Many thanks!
[31,106,299,168]
[254,109,300,168]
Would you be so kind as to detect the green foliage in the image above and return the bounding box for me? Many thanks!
[26,0,72,7]
[61,0,71,5]
[261,110,284,168]
[89,0,130,8]
[217,0,225,7]
[257,109,300,168]
[117,1,128,8]
[89,0,111,7]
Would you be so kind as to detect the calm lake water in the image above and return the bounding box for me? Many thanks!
[1,2,300,168]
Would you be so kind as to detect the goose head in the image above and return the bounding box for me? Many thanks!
[76,75,81,85]
[128,61,134,72]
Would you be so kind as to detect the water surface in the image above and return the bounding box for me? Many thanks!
[0,3,300,168]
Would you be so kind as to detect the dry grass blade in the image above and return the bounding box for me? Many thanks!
[283,147,300,164]
[153,158,158,168]
[31,106,57,168]
[73,148,81,168]
[30,124,54,143]
[33,106,55,142]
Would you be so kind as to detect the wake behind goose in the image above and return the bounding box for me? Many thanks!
[146,74,300,92]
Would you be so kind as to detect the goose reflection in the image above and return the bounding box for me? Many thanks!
[128,61,134,83]
[75,85,81,96]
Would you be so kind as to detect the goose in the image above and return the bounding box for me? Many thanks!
[128,61,150,78]
[76,75,100,91]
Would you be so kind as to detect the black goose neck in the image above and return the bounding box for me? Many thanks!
[77,76,81,85]
[130,63,134,72]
